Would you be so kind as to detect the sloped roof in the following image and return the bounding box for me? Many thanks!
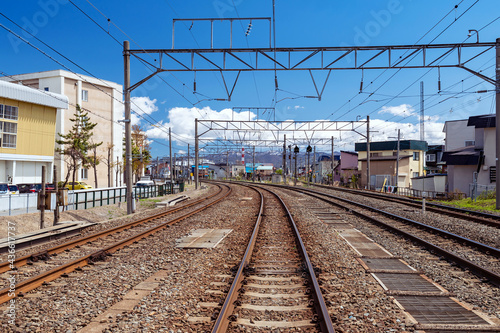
[0,80,68,109]
[355,140,428,152]
[467,114,495,128]
[441,146,481,165]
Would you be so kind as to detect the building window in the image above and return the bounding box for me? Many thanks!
[1,122,18,148]
[1,105,18,121]
[465,140,475,147]
[370,152,381,157]
[490,166,496,183]
[44,87,49,91]
[413,152,420,161]
[426,154,436,162]
[82,89,88,102]
[413,172,419,178]
[81,168,88,179]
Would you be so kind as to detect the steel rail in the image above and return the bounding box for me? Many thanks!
[280,185,500,287]
[0,184,232,305]
[0,185,224,274]
[288,186,500,258]
[310,183,500,228]
[210,181,335,333]
[210,184,264,333]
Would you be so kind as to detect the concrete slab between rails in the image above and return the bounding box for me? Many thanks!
[187,316,211,323]
[234,318,316,328]
[239,304,310,311]
[0,221,95,253]
[80,309,125,333]
[335,223,499,330]
[243,291,308,298]
[77,269,168,333]
[246,276,301,282]
[176,228,233,249]
[155,195,189,208]
[244,283,305,290]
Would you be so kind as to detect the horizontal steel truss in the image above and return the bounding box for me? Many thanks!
[197,120,367,136]
[199,138,334,150]
[130,42,497,84]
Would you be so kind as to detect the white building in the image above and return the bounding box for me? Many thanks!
[442,115,496,196]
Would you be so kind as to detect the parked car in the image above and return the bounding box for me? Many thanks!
[64,181,92,190]
[0,183,8,194]
[135,180,155,187]
[8,185,19,194]
[45,183,55,191]
[18,183,42,193]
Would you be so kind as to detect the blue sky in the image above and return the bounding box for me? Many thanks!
[1,0,499,157]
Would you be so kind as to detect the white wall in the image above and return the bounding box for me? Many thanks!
[444,120,475,151]
[448,165,475,194]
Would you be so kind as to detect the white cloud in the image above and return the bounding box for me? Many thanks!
[145,106,256,143]
[142,104,444,152]
[378,104,416,117]
[286,105,304,110]
[131,96,158,126]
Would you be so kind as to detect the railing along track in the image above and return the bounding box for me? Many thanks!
[0,184,224,274]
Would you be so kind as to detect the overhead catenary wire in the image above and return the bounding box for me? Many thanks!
[328,0,475,121]
[0,21,192,150]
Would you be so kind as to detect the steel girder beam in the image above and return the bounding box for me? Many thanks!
[130,43,496,75]
[197,120,366,133]
[199,137,334,149]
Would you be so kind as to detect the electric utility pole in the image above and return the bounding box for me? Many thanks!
[123,41,133,214]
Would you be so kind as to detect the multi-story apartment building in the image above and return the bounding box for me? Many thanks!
[2,70,123,188]
[0,80,68,184]
[355,140,428,189]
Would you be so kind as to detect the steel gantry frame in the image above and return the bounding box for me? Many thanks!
[125,39,500,209]
[194,118,370,189]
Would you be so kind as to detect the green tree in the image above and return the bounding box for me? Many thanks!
[126,125,152,183]
[56,105,102,190]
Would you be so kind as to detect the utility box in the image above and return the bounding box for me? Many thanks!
[38,192,57,210]
[58,188,69,206]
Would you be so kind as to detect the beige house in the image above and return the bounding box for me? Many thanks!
[355,140,428,189]
[2,70,124,188]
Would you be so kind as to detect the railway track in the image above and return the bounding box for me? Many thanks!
[273,184,500,287]
[0,183,231,305]
[310,183,500,229]
[210,183,334,332]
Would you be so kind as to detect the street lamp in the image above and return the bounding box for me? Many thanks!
[294,145,299,186]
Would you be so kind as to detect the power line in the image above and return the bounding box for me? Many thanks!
[344,0,482,125]
[329,0,473,121]
[0,20,187,149]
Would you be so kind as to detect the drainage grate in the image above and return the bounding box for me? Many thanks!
[375,273,442,293]
[362,258,414,271]
[394,296,489,325]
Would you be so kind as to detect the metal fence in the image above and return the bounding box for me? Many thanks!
[1,182,185,216]
[469,183,496,200]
